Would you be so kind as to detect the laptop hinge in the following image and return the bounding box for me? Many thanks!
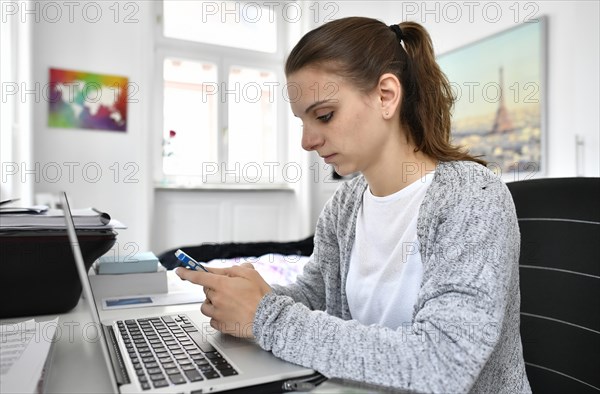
[103,324,131,385]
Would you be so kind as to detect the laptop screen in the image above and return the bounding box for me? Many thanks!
[60,192,120,392]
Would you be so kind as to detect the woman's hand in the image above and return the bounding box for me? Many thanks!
[175,263,271,338]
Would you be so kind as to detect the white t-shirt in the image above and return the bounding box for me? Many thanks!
[346,172,434,329]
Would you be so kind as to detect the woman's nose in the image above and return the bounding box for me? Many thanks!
[301,126,324,152]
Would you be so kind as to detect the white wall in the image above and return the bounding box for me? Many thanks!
[152,189,301,253]
[18,1,599,255]
[27,1,154,253]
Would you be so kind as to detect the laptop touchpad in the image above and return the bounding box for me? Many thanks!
[212,332,255,349]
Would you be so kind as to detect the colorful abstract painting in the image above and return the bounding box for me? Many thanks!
[437,19,546,177]
[48,68,128,132]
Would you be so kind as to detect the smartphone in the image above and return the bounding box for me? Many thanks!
[175,249,208,272]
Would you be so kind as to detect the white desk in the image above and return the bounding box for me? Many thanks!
[40,298,208,393]
[44,298,113,393]
[1,298,114,394]
[5,297,379,393]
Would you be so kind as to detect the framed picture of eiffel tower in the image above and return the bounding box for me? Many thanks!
[437,18,546,179]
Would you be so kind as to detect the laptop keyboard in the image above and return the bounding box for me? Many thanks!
[117,314,238,390]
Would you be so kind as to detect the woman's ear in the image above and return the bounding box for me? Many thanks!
[378,73,401,119]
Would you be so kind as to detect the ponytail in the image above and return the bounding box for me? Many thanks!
[397,22,486,164]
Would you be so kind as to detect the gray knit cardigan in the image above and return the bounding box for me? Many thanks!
[253,161,532,393]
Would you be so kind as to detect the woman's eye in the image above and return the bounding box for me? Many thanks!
[317,112,334,123]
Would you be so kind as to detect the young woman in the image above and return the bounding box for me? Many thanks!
[177,17,532,393]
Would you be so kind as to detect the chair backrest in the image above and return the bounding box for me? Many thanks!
[506,177,600,393]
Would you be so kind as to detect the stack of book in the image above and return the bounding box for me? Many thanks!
[0,205,126,230]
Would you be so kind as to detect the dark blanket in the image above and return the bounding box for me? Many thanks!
[158,236,314,270]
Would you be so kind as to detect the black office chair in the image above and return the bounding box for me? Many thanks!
[506,177,600,393]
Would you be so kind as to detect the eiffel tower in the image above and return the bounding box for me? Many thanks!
[491,67,514,134]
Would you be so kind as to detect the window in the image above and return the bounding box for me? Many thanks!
[1,9,15,200]
[157,0,287,186]
[163,0,277,53]
[162,59,218,176]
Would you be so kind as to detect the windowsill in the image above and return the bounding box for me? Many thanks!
[154,181,295,192]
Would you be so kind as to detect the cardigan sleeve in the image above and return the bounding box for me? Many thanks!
[268,253,326,311]
[268,185,343,311]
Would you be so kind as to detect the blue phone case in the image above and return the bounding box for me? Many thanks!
[175,249,208,272]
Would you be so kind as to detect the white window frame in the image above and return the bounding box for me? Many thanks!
[1,6,33,203]
[153,0,289,188]
[0,9,15,201]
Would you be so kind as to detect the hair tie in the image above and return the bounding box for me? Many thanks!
[389,24,404,42]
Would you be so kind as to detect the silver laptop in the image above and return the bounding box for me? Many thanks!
[60,192,317,393]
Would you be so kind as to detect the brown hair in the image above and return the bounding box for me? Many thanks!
[285,17,486,165]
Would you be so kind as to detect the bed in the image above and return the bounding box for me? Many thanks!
[158,236,314,286]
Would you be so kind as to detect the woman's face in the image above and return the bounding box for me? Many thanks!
[287,67,393,177]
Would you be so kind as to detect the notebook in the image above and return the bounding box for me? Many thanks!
[60,192,317,393]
